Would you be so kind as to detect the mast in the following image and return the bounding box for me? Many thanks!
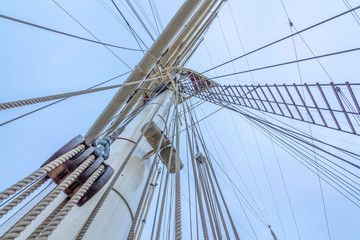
[85,0,202,141]
[2,1,359,239]
[0,1,202,238]
[53,90,176,239]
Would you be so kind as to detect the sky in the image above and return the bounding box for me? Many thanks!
[1,0,360,239]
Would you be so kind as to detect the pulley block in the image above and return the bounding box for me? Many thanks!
[77,163,114,207]
[41,135,115,207]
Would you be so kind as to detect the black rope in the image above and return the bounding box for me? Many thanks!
[0,72,131,127]
[210,47,360,80]
[111,0,148,52]
[51,0,132,70]
[0,14,143,52]
[201,5,360,74]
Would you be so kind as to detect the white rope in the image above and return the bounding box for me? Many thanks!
[37,165,105,239]
[154,109,178,240]
[28,198,69,239]
[174,86,182,240]
[0,144,85,204]
[0,75,165,111]
[76,91,172,239]
[0,176,48,218]
[182,100,209,240]
[1,155,95,239]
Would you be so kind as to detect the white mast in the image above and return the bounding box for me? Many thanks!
[0,1,227,239]
[49,90,175,240]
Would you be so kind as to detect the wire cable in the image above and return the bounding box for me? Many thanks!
[0,14,143,52]
[0,75,161,111]
[201,5,360,74]
[278,2,331,239]
[111,0,148,52]
[52,0,132,70]
[0,71,131,127]
[210,46,360,80]
[342,0,360,27]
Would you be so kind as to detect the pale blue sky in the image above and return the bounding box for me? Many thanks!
[1,0,360,239]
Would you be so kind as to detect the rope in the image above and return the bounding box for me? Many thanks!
[76,91,171,239]
[0,76,163,111]
[1,155,95,239]
[137,169,162,239]
[202,161,231,239]
[37,165,105,239]
[195,105,267,229]
[0,14,143,51]
[28,198,69,239]
[202,4,360,74]
[51,0,132,70]
[149,166,165,239]
[185,134,193,240]
[174,86,182,240]
[127,158,157,240]
[0,176,48,218]
[155,110,178,240]
[196,161,218,239]
[133,168,160,238]
[182,101,209,240]
[205,159,240,240]
[0,144,85,204]
[128,92,174,240]
[211,46,360,80]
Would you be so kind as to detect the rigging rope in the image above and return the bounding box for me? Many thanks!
[126,0,155,41]
[155,110,178,240]
[189,104,263,239]
[192,106,268,228]
[342,0,360,26]
[0,145,85,204]
[182,102,209,240]
[111,0,149,52]
[52,0,132,70]
[206,109,270,225]
[96,0,130,31]
[237,107,360,207]
[227,111,271,223]
[278,2,330,238]
[229,105,360,202]
[148,0,161,35]
[127,114,169,240]
[28,198,68,239]
[0,176,48,218]
[173,80,182,240]
[210,46,360,80]
[37,165,105,239]
[202,4,360,74]
[0,75,161,111]
[185,98,265,239]
[76,91,172,239]
[0,71,131,127]
[0,14,143,51]
[1,155,95,239]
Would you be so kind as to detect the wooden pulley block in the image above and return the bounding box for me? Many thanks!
[40,135,95,184]
[47,147,95,184]
[64,156,105,196]
[77,164,114,207]
[41,135,86,167]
